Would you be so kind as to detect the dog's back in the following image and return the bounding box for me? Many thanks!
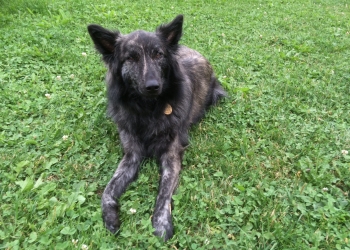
[176,45,226,124]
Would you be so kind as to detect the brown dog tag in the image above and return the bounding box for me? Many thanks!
[164,104,172,115]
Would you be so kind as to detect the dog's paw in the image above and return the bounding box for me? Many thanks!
[152,210,173,241]
[102,200,120,234]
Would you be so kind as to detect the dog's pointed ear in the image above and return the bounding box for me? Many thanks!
[156,15,183,46]
[87,24,120,55]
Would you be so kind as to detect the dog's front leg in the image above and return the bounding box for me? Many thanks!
[152,139,183,241]
[102,151,142,234]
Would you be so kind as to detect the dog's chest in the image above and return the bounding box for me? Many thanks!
[118,108,178,137]
[120,112,180,156]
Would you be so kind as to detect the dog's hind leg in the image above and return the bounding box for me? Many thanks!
[101,151,142,234]
[152,137,183,241]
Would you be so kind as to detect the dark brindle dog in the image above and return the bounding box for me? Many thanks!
[88,15,226,241]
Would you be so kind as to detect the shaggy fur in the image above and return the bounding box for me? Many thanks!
[88,15,226,241]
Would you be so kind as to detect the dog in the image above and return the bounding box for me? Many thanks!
[87,14,226,241]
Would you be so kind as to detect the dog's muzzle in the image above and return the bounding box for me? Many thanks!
[145,79,161,96]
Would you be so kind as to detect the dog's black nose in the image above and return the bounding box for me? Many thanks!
[145,80,160,92]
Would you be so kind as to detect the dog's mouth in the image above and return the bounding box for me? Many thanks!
[141,90,162,98]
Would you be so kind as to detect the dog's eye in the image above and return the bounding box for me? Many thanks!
[126,56,134,62]
[154,51,163,60]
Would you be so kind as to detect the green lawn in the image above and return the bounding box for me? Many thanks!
[1,0,349,249]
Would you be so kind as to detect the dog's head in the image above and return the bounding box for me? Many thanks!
[88,15,183,98]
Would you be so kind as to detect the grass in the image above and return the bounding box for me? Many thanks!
[0,0,349,249]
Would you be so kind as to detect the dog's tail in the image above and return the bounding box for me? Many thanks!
[210,76,227,106]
